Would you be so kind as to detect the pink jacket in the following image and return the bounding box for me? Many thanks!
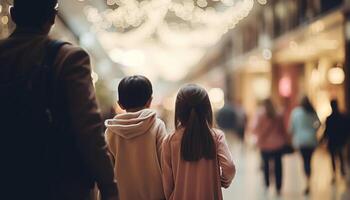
[161,128,235,200]
[253,110,289,151]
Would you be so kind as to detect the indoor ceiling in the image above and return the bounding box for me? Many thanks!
[59,0,254,84]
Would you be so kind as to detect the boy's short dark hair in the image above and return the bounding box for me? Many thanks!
[118,75,153,110]
[13,0,58,27]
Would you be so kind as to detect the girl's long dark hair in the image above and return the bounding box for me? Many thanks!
[301,96,316,114]
[175,84,215,162]
[263,99,276,119]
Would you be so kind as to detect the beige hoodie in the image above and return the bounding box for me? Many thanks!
[105,109,167,200]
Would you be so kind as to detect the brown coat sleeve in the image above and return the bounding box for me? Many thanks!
[58,45,118,199]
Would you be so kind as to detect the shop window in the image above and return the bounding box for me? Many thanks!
[279,75,292,98]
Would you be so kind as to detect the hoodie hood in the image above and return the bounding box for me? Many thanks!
[105,109,157,139]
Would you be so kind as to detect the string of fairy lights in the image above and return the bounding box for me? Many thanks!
[78,0,255,82]
[0,2,12,38]
[84,0,254,42]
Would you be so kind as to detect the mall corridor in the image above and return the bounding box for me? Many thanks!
[223,134,349,200]
[1,0,350,200]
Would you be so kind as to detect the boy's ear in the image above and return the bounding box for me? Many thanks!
[145,97,153,108]
[117,101,125,110]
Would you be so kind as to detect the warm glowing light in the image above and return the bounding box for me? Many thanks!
[209,88,225,103]
[289,41,298,49]
[1,16,9,25]
[279,76,292,97]
[109,48,124,63]
[122,50,146,67]
[209,87,225,110]
[84,0,254,81]
[262,48,272,60]
[310,69,320,85]
[108,48,146,67]
[311,21,325,33]
[252,77,270,100]
[328,67,345,85]
[257,0,267,5]
[197,0,208,8]
[91,71,99,84]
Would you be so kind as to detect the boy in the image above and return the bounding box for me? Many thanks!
[105,75,167,200]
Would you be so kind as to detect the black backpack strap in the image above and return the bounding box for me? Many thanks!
[43,40,69,122]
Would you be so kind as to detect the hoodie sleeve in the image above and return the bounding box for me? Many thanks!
[156,120,167,166]
[216,130,236,188]
[105,128,117,162]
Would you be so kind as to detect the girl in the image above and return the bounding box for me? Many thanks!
[161,84,236,200]
[252,99,289,195]
[290,96,320,195]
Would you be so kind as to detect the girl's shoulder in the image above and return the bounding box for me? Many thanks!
[212,128,225,141]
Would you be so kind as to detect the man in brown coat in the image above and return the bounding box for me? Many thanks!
[0,0,118,199]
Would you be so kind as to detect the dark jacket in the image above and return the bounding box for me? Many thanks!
[0,29,117,200]
[323,112,349,152]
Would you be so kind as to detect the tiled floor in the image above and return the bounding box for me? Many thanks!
[223,134,350,200]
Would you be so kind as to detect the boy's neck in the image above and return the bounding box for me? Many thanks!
[126,107,148,113]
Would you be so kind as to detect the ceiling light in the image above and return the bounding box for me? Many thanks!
[328,67,345,85]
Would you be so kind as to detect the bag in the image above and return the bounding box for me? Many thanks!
[0,40,67,199]
[280,144,295,155]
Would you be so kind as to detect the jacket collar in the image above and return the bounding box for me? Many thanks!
[10,27,48,38]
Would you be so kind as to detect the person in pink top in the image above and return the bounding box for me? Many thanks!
[252,99,289,195]
[162,84,236,200]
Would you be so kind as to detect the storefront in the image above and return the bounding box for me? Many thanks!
[229,48,272,118]
[273,11,347,123]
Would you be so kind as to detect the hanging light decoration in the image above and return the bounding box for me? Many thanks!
[83,0,254,46]
[81,0,254,81]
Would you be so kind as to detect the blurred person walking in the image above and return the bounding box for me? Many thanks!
[162,84,236,200]
[0,1,118,199]
[216,101,247,141]
[321,100,348,183]
[289,96,320,195]
[252,99,289,195]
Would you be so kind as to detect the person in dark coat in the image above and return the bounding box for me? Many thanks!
[0,0,118,199]
[216,101,246,140]
[321,100,348,183]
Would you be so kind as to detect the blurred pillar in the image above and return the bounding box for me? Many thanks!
[343,7,350,181]
[223,39,234,103]
[344,10,350,112]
